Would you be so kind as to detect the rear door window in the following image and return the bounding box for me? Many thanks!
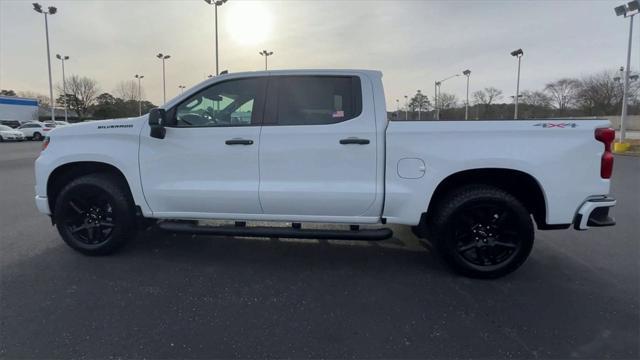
[271,76,362,126]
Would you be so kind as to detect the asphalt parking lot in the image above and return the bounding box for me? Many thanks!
[0,141,638,359]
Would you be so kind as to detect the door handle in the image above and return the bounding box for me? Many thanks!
[339,138,370,145]
[225,139,254,145]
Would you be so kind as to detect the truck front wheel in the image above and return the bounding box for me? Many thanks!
[430,185,534,278]
[54,173,137,255]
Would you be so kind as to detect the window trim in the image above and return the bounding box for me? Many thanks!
[165,76,268,128]
[263,75,363,126]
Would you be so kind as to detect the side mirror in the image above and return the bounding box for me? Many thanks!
[148,108,166,139]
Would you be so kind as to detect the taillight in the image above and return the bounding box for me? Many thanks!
[595,128,614,179]
[43,128,51,131]
[41,137,50,151]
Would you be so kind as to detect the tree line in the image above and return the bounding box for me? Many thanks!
[398,69,640,120]
[1,75,157,121]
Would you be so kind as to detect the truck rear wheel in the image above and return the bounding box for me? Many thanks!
[430,185,534,278]
[54,173,136,255]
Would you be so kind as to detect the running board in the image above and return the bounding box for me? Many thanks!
[157,222,393,241]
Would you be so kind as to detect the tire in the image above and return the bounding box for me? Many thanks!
[32,132,43,141]
[54,173,137,255]
[428,185,534,279]
[0,135,3,142]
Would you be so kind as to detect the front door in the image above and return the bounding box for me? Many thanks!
[258,75,379,217]
[139,77,266,217]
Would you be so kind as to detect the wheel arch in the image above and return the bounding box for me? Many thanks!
[424,168,554,229]
[47,161,136,220]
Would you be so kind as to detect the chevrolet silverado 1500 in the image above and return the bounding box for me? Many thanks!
[34,69,617,278]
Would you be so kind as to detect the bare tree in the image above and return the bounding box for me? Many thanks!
[472,87,503,106]
[520,90,552,108]
[472,87,502,118]
[436,92,458,110]
[544,78,579,114]
[114,80,144,102]
[56,75,100,119]
[573,71,637,116]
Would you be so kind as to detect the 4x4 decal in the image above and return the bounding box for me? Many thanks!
[533,122,577,128]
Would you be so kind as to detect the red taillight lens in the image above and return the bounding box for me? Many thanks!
[595,128,615,179]
[41,137,50,151]
[43,128,51,131]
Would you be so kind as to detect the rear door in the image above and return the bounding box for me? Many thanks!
[258,75,379,217]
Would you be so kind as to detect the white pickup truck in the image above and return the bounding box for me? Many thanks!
[34,69,617,278]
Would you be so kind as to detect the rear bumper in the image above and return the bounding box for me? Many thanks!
[573,196,616,230]
[35,195,51,215]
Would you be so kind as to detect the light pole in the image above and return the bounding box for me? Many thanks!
[134,74,144,116]
[33,3,57,122]
[395,99,400,119]
[178,85,186,94]
[463,69,471,120]
[614,0,639,143]
[416,90,423,120]
[404,95,408,120]
[55,54,69,121]
[259,50,274,70]
[156,53,170,104]
[434,74,460,120]
[510,48,524,119]
[204,0,228,75]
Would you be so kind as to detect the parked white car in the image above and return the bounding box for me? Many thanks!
[33,69,617,278]
[0,124,25,141]
[18,121,55,141]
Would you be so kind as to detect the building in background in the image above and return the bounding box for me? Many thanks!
[0,96,39,127]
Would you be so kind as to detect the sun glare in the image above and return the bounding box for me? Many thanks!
[225,2,273,46]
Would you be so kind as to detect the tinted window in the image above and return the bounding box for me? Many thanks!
[275,76,362,125]
[174,78,265,127]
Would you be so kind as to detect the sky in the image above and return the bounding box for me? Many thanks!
[1,0,639,110]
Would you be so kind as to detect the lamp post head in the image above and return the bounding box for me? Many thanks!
[463,69,471,76]
[47,6,57,14]
[510,48,523,57]
[32,3,43,13]
[56,54,61,59]
[164,55,171,59]
[214,0,227,6]
[157,53,163,59]
[64,56,69,60]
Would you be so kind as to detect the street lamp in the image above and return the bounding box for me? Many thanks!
[404,95,408,120]
[434,74,460,120]
[178,85,186,94]
[259,50,274,70]
[204,0,228,75]
[55,53,69,121]
[33,3,57,122]
[462,69,471,120]
[510,48,524,119]
[156,53,170,104]
[416,90,423,120]
[395,99,400,119]
[134,74,144,116]
[614,0,639,144]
